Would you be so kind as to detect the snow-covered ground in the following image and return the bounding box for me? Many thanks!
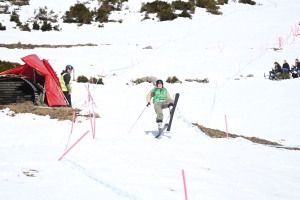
[1,0,300,199]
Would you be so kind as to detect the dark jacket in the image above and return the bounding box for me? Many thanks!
[282,63,290,71]
[275,64,282,72]
[296,62,300,70]
[61,70,71,84]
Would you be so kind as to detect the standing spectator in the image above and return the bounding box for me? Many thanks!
[282,60,290,74]
[60,65,74,107]
[296,59,300,77]
[269,62,282,79]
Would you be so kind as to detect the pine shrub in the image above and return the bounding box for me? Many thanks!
[157,8,177,21]
[10,14,21,26]
[63,3,93,24]
[166,76,181,83]
[172,1,195,12]
[90,77,104,85]
[239,0,256,5]
[131,78,144,84]
[32,21,40,30]
[77,75,89,83]
[41,21,52,31]
[179,10,192,19]
[195,0,222,15]
[0,60,21,73]
[20,23,31,31]
[0,22,6,31]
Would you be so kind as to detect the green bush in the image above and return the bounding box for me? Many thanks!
[178,10,192,19]
[239,0,256,5]
[34,6,58,23]
[166,76,181,83]
[0,22,6,31]
[10,0,30,6]
[41,21,52,31]
[195,0,222,15]
[63,3,93,24]
[217,0,228,5]
[10,14,21,26]
[53,24,61,31]
[0,60,21,73]
[157,8,178,21]
[20,23,31,31]
[32,21,40,30]
[172,1,195,12]
[95,6,111,23]
[90,77,104,85]
[77,75,89,83]
[131,78,144,84]
[141,1,172,13]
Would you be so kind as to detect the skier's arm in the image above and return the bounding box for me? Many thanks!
[167,92,172,100]
[146,89,153,105]
[63,74,72,92]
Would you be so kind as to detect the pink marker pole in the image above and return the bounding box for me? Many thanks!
[93,111,96,139]
[58,130,89,161]
[225,115,228,139]
[169,34,171,42]
[266,41,268,51]
[85,85,97,107]
[250,52,253,61]
[89,110,94,138]
[70,111,75,135]
[182,170,188,200]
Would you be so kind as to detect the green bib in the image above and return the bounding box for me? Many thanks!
[152,87,167,104]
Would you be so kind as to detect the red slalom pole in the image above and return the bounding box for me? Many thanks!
[89,110,94,138]
[93,111,96,139]
[70,111,75,135]
[85,85,97,107]
[182,169,188,200]
[225,114,228,139]
[58,130,89,161]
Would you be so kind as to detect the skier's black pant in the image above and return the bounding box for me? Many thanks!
[63,91,72,107]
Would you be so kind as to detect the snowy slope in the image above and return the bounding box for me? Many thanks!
[1,0,300,199]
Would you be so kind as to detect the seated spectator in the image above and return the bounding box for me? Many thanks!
[269,62,282,79]
[291,64,298,78]
[296,59,300,77]
[282,60,290,74]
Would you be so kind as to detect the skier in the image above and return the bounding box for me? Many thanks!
[60,65,73,107]
[146,79,174,130]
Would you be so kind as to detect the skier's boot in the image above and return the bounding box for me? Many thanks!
[158,122,163,130]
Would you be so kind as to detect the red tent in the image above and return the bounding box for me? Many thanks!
[1,54,67,107]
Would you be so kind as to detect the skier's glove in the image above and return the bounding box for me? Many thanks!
[146,102,151,107]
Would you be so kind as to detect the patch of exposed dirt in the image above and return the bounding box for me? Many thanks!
[193,123,300,151]
[0,101,100,121]
[0,43,98,49]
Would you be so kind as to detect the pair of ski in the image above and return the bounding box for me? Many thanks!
[155,93,180,138]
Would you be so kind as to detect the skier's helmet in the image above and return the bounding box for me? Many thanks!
[66,65,74,71]
[156,79,163,87]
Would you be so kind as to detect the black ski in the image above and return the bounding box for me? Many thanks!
[154,93,180,138]
[167,93,179,131]
[154,123,168,138]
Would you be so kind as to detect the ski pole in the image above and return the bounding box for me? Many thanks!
[128,106,147,134]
